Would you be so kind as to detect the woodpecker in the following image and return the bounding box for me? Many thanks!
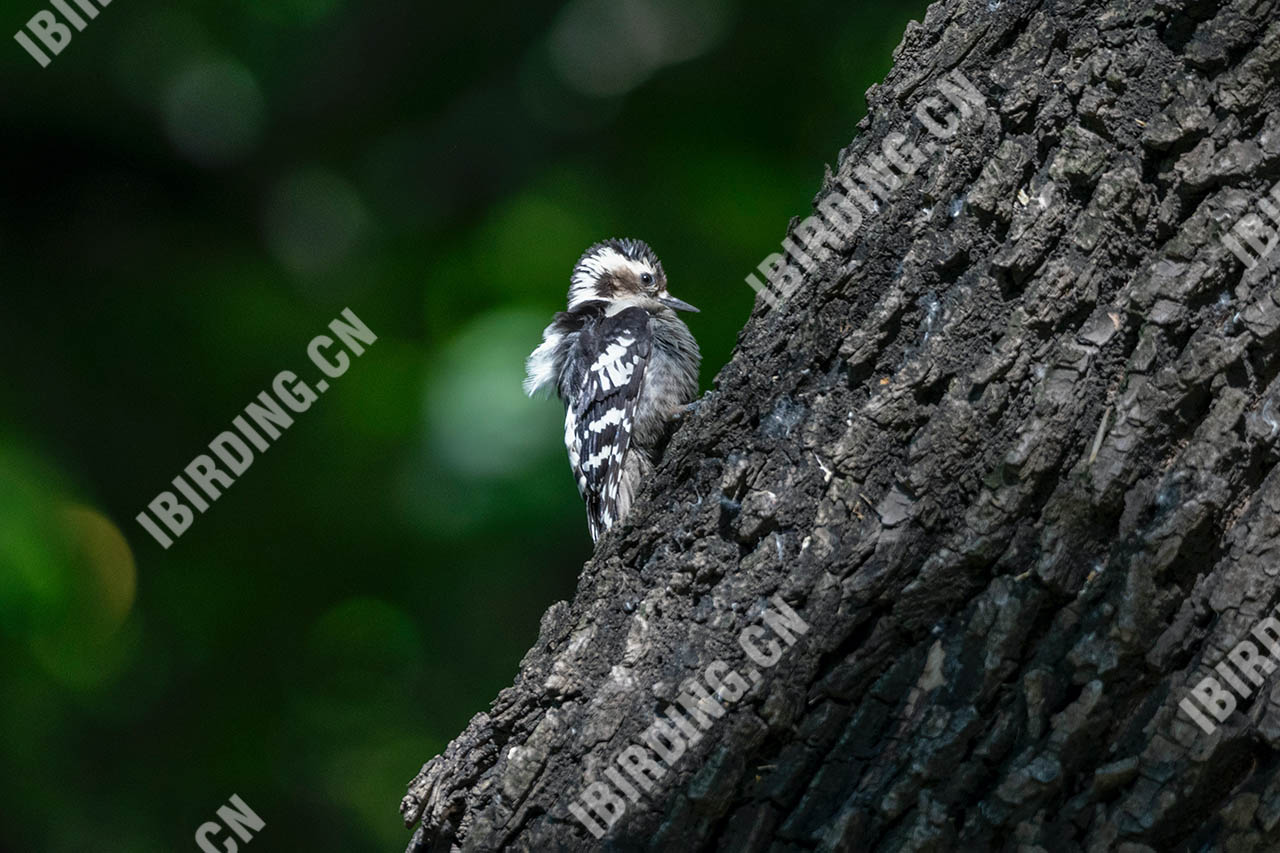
[525,238,701,542]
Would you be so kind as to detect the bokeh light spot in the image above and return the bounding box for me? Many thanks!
[23,506,139,690]
[57,505,137,635]
[0,445,72,640]
[263,167,370,277]
[163,58,266,167]
[424,309,564,479]
[472,192,594,298]
[549,0,732,97]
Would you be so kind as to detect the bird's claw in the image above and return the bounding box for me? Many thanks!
[671,399,702,422]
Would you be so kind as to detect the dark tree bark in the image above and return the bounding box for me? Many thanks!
[402,0,1280,848]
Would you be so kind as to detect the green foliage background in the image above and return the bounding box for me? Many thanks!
[0,0,926,848]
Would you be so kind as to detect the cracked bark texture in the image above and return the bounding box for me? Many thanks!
[402,0,1280,848]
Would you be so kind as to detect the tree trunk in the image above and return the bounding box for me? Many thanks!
[401,0,1280,847]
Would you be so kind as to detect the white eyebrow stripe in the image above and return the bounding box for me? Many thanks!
[568,248,656,308]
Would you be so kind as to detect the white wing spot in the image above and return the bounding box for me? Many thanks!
[589,337,636,392]
[588,409,625,433]
[582,447,613,471]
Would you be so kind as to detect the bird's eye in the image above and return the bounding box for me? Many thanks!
[641,273,654,286]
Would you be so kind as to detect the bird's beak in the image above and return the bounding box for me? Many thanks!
[658,293,699,313]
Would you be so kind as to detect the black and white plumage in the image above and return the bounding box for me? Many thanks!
[525,238,701,542]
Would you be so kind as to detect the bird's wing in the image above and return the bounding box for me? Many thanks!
[564,306,651,541]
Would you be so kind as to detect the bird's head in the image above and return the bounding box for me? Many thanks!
[567,238,699,315]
